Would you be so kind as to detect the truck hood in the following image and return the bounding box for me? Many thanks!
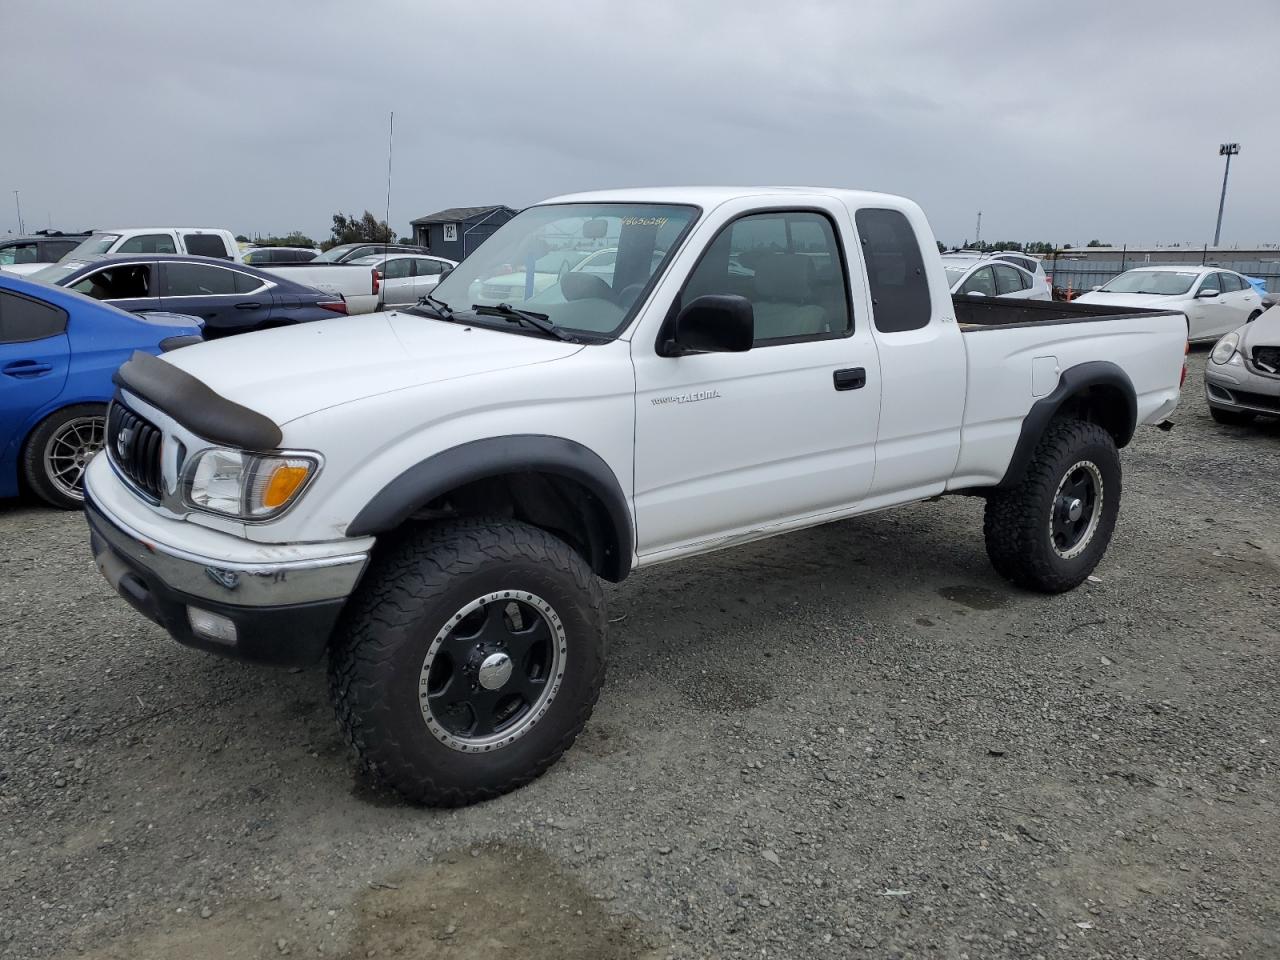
[1073,291,1186,309]
[158,311,582,425]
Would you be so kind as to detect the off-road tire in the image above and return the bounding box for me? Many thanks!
[329,518,606,806]
[983,418,1120,593]
[22,403,107,510]
[1209,405,1255,426]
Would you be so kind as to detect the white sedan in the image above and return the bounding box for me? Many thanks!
[943,256,1051,300]
[1075,266,1264,342]
[349,253,456,309]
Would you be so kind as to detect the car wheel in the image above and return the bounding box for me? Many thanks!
[329,518,606,806]
[983,418,1121,594]
[22,404,107,509]
[1209,405,1255,426]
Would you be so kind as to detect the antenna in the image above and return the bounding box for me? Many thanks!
[13,191,24,235]
[383,111,394,260]
[974,210,982,247]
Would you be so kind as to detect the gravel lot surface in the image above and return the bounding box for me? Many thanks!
[1,351,1277,959]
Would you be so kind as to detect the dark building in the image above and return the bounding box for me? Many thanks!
[409,205,518,261]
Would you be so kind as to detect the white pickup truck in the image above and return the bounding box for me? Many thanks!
[260,261,381,315]
[1,228,242,275]
[83,187,1187,806]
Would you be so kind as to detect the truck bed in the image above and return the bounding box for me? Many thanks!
[955,295,1183,330]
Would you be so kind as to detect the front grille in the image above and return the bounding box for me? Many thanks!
[107,402,164,500]
[1227,388,1280,412]
[1252,345,1280,374]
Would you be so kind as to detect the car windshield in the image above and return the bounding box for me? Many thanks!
[1100,270,1196,295]
[63,233,120,261]
[312,244,367,263]
[425,203,698,339]
[29,262,87,285]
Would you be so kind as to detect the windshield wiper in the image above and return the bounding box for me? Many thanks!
[417,292,455,319]
[472,303,576,342]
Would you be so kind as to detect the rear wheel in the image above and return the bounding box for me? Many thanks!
[1209,405,1255,426]
[329,518,606,806]
[22,404,107,509]
[983,418,1120,593]
[1248,310,1262,323]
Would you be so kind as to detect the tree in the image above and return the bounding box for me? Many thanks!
[234,234,249,243]
[1086,239,1109,248]
[254,231,318,248]
[325,210,394,250]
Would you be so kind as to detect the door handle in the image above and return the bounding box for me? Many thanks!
[2,360,53,377]
[833,367,866,391]
[235,302,261,310]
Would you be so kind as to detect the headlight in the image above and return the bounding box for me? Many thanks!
[1210,332,1241,365]
[183,448,319,519]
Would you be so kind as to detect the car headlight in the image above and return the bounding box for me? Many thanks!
[1210,332,1241,365]
[183,448,319,519]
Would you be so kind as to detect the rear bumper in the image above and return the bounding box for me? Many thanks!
[85,491,368,666]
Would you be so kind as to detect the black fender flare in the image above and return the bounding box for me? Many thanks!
[346,434,634,579]
[996,361,1137,489]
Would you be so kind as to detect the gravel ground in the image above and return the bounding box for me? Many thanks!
[1,351,1277,960]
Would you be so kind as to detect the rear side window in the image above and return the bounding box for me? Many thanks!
[855,208,931,333]
[0,242,39,265]
[184,233,231,259]
[118,233,177,254]
[162,263,237,296]
[1220,273,1243,292]
[960,266,996,297]
[43,240,80,259]
[70,264,154,300]
[415,259,445,276]
[0,290,67,343]
[382,258,413,280]
[233,270,266,293]
[680,210,852,345]
[994,264,1031,295]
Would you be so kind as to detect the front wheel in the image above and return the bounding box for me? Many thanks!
[983,418,1121,593]
[22,404,107,509]
[329,519,606,806]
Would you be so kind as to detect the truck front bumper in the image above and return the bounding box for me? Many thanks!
[85,488,370,667]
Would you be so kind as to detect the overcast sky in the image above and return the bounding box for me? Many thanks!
[3,0,1278,248]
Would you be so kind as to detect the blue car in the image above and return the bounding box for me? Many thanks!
[29,254,349,338]
[0,273,202,509]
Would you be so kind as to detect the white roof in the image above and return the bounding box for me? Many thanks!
[1120,264,1225,275]
[539,186,913,211]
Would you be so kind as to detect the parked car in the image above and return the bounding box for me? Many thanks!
[258,259,381,315]
[348,253,456,308]
[942,255,1051,300]
[84,186,1187,807]
[1075,266,1264,342]
[1,273,201,508]
[243,246,320,266]
[1204,304,1280,424]
[314,242,431,263]
[3,227,242,276]
[466,248,596,304]
[28,254,349,337]
[0,231,89,269]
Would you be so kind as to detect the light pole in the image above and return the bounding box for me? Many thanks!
[1213,142,1239,247]
[12,190,23,235]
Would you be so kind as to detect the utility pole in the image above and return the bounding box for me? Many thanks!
[974,210,982,248]
[12,191,24,235]
[1213,142,1239,247]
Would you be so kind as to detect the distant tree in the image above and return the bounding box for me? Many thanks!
[937,241,947,253]
[234,233,249,243]
[324,210,394,250]
[254,231,318,248]
[1086,239,1109,247]
[1063,244,1073,250]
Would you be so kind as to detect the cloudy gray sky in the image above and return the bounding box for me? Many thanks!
[3,0,1278,248]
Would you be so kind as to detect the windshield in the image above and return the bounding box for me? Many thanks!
[1100,270,1197,295]
[63,233,120,261]
[313,244,366,263]
[943,264,973,289]
[426,203,697,339]
[30,262,87,285]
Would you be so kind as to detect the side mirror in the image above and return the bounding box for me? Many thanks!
[663,294,753,355]
[1197,288,1220,299]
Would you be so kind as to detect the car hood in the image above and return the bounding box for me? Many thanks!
[1242,305,1280,349]
[157,311,582,425]
[0,262,50,277]
[1073,291,1186,309]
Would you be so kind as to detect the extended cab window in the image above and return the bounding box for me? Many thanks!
[71,265,153,300]
[184,234,231,259]
[118,233,177,254]
[233,270,267,294]
[0,290,67,343]
[162,263,237,296]
[681,211,851,344]
[855,208,931,333]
